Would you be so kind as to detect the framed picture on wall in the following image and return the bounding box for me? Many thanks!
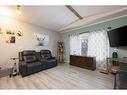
[34,33,49,46]
[6,30,15,35]
[17,30,23,37]
[6,35,15,43]
[6,30,16,43]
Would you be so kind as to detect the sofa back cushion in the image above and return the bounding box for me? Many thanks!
[23,51,36,56]
[23,55,37,63]
[40,50,52,59]
[22,50,37,63]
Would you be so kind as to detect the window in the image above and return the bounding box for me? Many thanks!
[80,33,89,56]
[69,33,88,55]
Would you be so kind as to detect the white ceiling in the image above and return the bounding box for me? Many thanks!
[3,5,127,32]
[72,6,126,17]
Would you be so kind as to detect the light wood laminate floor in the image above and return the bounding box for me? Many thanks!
[0,64,114,89]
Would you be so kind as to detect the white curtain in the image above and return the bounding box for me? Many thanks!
[70,34,81,55]
[88,30,109,70]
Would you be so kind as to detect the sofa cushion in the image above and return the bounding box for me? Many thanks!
[27,62,43,74]
[27,62,41,67]
[24,55,37,63]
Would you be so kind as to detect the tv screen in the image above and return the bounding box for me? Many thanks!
[107,25,127,47]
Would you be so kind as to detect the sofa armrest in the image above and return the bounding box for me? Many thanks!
[47,57,57,60]
[19,61,27,77]
[118,69,127,73]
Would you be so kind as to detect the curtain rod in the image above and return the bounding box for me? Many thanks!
[79,27,112,34]
[68,27,112,36]
[79,31,90,34]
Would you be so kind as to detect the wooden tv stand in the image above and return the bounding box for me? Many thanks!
[70,55,96,70]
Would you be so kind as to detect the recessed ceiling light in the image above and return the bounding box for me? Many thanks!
[16,5,22,15]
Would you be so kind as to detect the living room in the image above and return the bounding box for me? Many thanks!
[0,0,127,95]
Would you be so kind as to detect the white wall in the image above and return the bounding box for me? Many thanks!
[0,16,60,67]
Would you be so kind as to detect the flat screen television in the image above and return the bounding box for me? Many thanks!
[107,25,127,47]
